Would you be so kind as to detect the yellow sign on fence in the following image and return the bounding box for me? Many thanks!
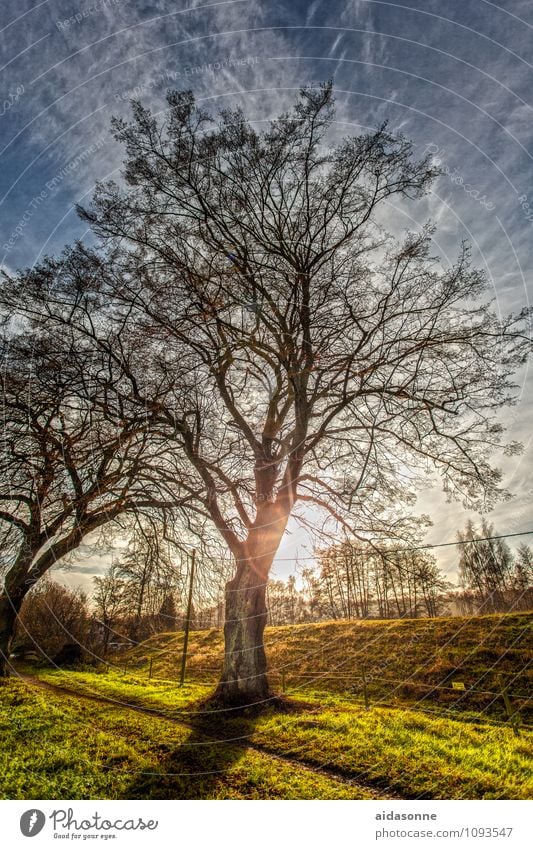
[452,681,466,691]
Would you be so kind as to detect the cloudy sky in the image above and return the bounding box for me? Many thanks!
[1,0,532,592]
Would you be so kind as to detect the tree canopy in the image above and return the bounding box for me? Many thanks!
[3,82,530,702]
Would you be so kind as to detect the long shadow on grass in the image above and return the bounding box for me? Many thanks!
[125,709,258,800]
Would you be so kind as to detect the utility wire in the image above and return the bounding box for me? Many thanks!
[273,529,533,561]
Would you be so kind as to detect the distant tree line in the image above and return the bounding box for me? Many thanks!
[13,573,193,662]
[455,519,533,614]
[11,517,230,661]
[262,543,450,624]
[14,580,95,664]
[269,525,532,624]
[309,541,450,620]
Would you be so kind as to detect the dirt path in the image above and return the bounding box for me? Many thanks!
[20,673,401,799]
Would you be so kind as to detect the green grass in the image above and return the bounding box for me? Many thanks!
[0,677,366,800]
[5,612,531,800]
[243,702,532,800]
[33,666,211,715]
[8,667,531,800]
[120,612,533,721]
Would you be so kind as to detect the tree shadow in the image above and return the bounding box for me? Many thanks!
[125,693,307,799]
[125,707,258,799]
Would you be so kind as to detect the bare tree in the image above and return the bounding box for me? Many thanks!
[114,516,185,641]
[7,84,530,703]
[457,518,514,612]
[0,322,182,676]
[15,579,90,662]
[93,565,130,656]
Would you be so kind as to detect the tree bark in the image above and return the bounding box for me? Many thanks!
[0,590,24,677]
[214,561,271,706]
[213,500,293,707]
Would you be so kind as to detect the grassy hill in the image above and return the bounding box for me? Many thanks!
[121,612,533,722]
[2,611,531,800]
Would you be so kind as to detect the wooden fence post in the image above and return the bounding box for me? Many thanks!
[180,549,196,687]
[362,668,370,710]
[500,679,520,736]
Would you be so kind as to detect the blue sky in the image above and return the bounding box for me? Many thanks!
[1,0,533,591]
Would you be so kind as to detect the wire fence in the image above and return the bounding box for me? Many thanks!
[115,648,532,733]
[6,605,531,804]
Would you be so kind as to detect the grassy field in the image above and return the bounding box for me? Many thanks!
[122,612,533,721]
[0,676,364,800]
[1,664,531,800]
[1,612,531,800]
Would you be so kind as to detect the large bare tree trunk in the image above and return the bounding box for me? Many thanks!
[0,591,24,677]
[213,501,292,707]
[214,561,270,706]
[0,549,46,677]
